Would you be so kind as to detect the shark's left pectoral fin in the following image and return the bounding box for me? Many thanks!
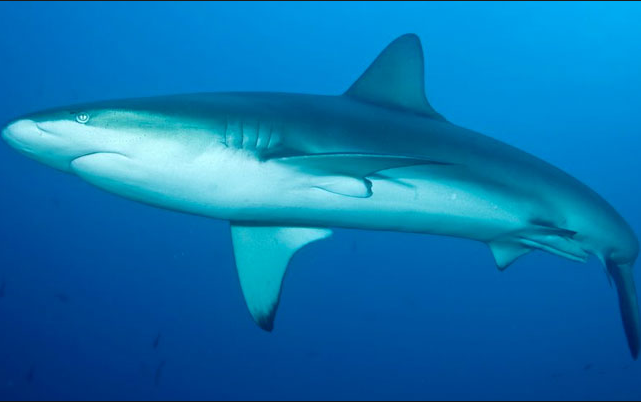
[312,175,373,198]
[230,224,332,331]
[273,153,445,177]
[273,153,446,198]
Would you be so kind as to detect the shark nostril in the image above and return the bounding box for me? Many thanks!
[35,123,51,135]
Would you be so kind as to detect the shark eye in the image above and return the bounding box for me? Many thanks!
[75,113,90,124]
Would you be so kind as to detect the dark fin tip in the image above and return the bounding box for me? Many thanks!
[257,320,274,333]
[630,337,640,360]
[256,309,276,333]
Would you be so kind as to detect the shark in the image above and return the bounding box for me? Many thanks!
[2,34,639,358]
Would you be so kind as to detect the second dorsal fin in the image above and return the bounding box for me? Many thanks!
[344,34,445,121]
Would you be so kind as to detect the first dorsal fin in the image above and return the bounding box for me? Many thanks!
[344,34,445,121]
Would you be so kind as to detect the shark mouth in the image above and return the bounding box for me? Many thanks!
[71,151,128,163]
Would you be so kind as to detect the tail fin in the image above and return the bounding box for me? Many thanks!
[607,260,641,359]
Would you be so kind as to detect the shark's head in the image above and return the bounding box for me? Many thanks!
[2,98,225,174]
[1,97,237,214]
[2,107,131,173]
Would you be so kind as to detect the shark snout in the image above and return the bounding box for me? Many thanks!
[1,119,43,155]
[1,119,82,173]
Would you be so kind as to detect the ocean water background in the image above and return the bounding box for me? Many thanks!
[0,1,640,400]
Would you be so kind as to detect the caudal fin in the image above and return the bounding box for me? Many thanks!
[607,260,641,359]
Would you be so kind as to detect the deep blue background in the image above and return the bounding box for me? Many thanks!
[1,1,640,400]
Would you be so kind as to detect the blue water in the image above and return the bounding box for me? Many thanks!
[1,1,640,400]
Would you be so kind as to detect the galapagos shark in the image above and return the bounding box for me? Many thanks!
[2,34,639,358]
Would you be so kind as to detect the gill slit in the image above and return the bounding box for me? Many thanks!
[240,120,246,149]
[254,120,261,150]
[223,117,229,147]
[266,123,273,150]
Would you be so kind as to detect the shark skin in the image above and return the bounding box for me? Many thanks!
[2,34,639,358]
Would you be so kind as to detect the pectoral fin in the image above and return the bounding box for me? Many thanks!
[273,153,446,198]
[313,175,373,198]
[272,153,447,178]
[230,224,332,331]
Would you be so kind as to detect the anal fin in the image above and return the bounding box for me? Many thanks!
[491,225,588,269]
[488,241,531,271]
[230,224,332,331]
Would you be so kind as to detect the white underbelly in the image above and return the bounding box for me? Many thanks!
[70,149,533,242]
[246,176,529,241]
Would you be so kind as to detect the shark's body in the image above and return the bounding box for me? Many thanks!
[2,35,639,357]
